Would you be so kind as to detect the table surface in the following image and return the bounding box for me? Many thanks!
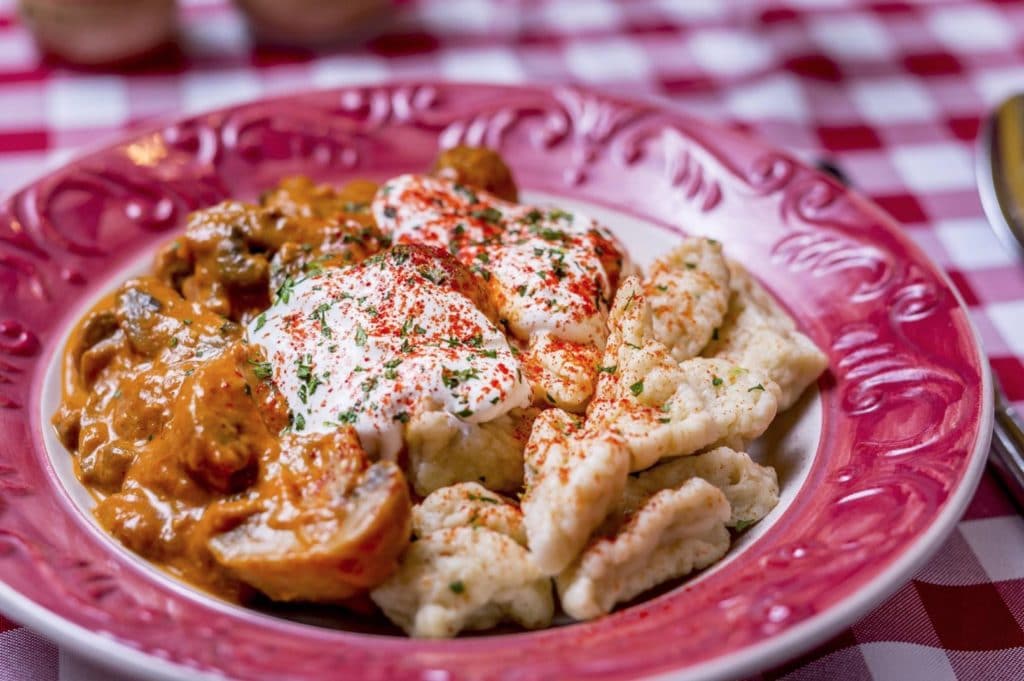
[0,0,1023,679]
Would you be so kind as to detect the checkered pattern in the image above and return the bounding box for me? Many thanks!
[0,0,1022,678]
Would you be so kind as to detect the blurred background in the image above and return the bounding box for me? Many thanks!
[2,0,1024,679]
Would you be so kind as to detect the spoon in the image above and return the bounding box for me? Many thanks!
[976,94,1024,511]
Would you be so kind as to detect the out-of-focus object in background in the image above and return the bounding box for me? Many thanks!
[233,0,390,46]
[18,0,177,66]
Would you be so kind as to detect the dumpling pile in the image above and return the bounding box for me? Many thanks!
[370,226,828,636]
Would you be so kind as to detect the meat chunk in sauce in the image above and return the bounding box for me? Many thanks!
[204,429,412,603]
[154,177,387,322]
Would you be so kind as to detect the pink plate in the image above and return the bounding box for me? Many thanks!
[0,83,991,681]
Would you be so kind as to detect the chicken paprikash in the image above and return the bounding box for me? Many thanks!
[53,147,828,637]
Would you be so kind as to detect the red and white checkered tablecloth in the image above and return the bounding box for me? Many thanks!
[1,0,1023,679]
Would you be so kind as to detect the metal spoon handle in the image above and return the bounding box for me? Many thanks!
[991,377,1024,512]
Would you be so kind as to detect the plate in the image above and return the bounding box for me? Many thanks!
[0,82,991,681]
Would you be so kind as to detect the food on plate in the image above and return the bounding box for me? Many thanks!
[53,146,827,636]
[703,261,828,410]
[557,477,731,621]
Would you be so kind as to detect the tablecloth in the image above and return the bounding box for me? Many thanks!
[0,0,1022,679]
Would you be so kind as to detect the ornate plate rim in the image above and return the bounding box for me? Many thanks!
[0,80,993,681]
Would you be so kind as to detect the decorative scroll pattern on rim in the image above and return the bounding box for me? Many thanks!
[0,83,985,681]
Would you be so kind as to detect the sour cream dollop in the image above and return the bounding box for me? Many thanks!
[247,245,532,458]
[373,174,625,346]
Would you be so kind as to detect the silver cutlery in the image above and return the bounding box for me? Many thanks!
[975,93,1024,511]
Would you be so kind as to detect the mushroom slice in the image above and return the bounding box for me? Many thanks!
[205,428,412,603]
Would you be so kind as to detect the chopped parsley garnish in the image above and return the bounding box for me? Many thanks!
[254,313,267,331]
[471,207,502,224]
[656,284,669,292]
[548,209,572,222]
[685,262,697,269]
[712,376,723,387]
[293,412,306,432]
[249,360,273,380]
[467,494,499,504]
[517,285,527,296]
[449,580,465,594]
[734,519,755,531]
[748,384,765,392]
[354,325,367,347]
[182,319,193,326]
[629,380,644,396]
[598,365,617,374]
[168,337,179,348]
[361,376,379,394]
[453,184,478,204]
[274,276,297,304]
[539,227,567,242]
[382,206,397,219]
[337,410,358,424]
[456,408,474,418]
[309,303,332,337]
[481,349,498,359]
[296,354,321,404]
[443,367,480,389]
[384,357,403,380]
[418,266,446,284]
[466,334,483,348]
[393,411,410,423]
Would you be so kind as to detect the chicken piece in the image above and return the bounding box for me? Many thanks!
[520,332,602,413]
[644,238,731,361]
[204,428,412,603]
[167,345,266,494]
[521,409,629,575]
[624,447,778,528]
[704,262,828,411]
[114,277,240,360]
[588,278,781,471]
[431,145,519,202]
[557,478,730,620]
[371,526,553,638]
[413,482,527,545]
[155,176,384,321]
[404,408,536,496]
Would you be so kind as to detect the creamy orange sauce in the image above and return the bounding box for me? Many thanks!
[53,147,625,608]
